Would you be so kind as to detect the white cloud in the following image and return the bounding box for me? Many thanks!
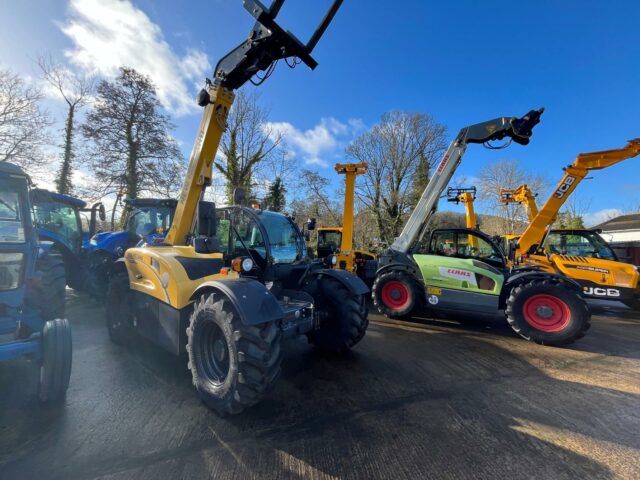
[265,117,362,167]
[60,0,210,116]
[583,208,623,227]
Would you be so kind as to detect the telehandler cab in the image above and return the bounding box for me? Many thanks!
[496,140,640,310]
[106,0,369,415]
[316,162,377,284]
[373,109,593,345]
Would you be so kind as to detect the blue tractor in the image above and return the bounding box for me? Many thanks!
[0,163,71,402]
[30,188,106,295]
[31,191,176,299]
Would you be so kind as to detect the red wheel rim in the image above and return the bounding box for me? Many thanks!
[381,280,410,310]
[522,294,571,332]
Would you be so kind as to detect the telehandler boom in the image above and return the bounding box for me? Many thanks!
[107,1,371,416]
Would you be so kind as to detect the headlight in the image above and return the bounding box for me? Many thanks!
[0,253,24,290]
[241,257,254,272]
[324,254,337,267]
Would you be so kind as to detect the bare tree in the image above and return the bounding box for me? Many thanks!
[346,111,447,244]
[298,169,341,225]
[0,69,51,170]
[214,91,282,203]
[38,55,94,195]
[81,67,183,204]
[477,158,547,235]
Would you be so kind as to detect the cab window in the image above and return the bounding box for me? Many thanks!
[429,230,504,268]
[33,202,80,247]
[231,211,266,260]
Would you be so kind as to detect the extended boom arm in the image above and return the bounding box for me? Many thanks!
[516,139,640,255]
[166,0,343,245]
[390,108,544,253]
[499,184,539,221]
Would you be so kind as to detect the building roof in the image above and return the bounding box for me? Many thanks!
[593,213,640,232]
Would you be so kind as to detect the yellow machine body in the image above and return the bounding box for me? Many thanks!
[124,83,233,311]
[496,140,640,303]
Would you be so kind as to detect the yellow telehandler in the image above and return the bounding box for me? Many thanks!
[105,1,371,416]
[496,140,640,309]
[316,162,377,284]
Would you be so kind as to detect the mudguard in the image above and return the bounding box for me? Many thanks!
[374,262,424,286]
[303,268,370,296]
[192,277,283,326]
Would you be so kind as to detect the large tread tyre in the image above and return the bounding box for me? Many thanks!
[505,279,591,346]
[38,318,72,403]
[186,293,282,415]
[372,270,420,319]
[622,297,640,312]
[106,271,136,346]
[28,253,65,321]
[303,277,368,352]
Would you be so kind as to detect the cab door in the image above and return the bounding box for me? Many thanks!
[412,229,506,313]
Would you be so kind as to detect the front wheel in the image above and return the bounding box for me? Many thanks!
[303,277,368,352]
[372,270,420,319]
[38,318,72,402]
[505,279,591,345]
[186,293,282,415]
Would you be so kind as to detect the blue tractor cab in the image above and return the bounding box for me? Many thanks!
[0,163,71,402]
[30,188,105,293]
[86,197,177,256]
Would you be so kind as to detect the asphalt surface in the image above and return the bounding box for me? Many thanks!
[1,292,639,480]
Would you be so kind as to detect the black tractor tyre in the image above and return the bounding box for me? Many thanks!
[505,279,591,346]
[372,270,420,319]
[303,276,368,352]
[622,297,640,311]
[186,293,282,416]
[106,271,136,346]
[27,253,65,321]
[38,318,72,403]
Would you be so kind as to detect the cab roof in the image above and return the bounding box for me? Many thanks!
[0,162,28,178]
[30,188,87,209]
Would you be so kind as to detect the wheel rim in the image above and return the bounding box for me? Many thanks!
[522,294,571,332]
[195,322,230,384]
[381,280,410,310]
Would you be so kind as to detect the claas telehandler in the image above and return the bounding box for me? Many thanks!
[373,109,594,345]
[497,140,640,310]
[316,162,377,284]
[106,0,369,416]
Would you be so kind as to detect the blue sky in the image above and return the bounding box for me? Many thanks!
[1,0,639,225]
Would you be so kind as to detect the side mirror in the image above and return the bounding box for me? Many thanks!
[306,218,316,231]
[197,201,217,237]
[233,187,246,206]
[98,203,106,222]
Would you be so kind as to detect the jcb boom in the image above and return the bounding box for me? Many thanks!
[498,140,640,309]
[107,1,371,416]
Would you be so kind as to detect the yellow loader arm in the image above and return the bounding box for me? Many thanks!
[515,139,640,255]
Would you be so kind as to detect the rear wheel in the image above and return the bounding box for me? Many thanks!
[622,297,640,311]
[372,270,420,319]
[506,279,590,345]
[27,253,65,321]
[186,293,282,415]
[303,277,368,352]
[106,270,136,346]
[38,318,72,403]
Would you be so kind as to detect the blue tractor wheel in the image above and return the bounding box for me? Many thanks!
[38,318,72,402]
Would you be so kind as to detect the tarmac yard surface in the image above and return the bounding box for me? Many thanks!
[1,294,639,480]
